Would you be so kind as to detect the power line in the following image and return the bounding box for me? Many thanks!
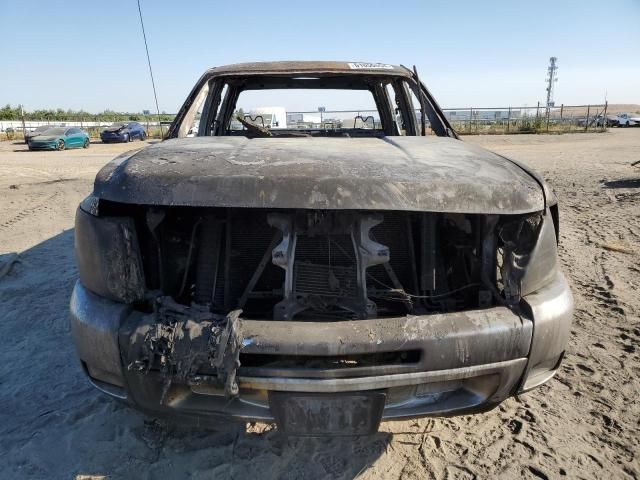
[137,0,163,136]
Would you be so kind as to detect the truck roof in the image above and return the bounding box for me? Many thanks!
[205,61,412,77]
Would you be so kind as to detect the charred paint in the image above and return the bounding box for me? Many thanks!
[95,136,544,214]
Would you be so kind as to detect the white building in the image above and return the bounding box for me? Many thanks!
[247,107,287,129]
[443,110,521,122]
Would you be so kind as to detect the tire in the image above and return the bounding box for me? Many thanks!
[83,138,90,149]
[141,131,147,141]
[57,139,65,151]
[124,133,131,142]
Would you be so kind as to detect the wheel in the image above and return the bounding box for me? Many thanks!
[83,138,90,148]
[141,131,147,141]
[124,133,131,142]
[57,139,65,151]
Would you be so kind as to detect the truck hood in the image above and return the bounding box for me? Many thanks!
[94,136,545,214]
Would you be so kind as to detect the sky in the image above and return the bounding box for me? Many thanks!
[1,0,639,113]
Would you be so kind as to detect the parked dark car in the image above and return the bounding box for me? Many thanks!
[71,61,573,436]
[604,115,620,127]
[577,115,618,128]
[100,122,146,143]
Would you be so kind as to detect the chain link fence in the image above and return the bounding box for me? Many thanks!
[0,102,625,141]
[268,103,614,135]
[442,103,611,135]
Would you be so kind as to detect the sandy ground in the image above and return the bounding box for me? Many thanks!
[0,131,638,479]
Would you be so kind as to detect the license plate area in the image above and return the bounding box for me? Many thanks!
[269,391,386,436]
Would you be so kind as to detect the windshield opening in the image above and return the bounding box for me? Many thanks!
[170,72,453,139]
[41,128,66,135]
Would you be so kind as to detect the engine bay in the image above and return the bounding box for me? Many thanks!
[93,204,511,320]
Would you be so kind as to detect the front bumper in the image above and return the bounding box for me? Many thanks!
[101,133,127,143]
[28,141,57,150]
[70,272,573,424]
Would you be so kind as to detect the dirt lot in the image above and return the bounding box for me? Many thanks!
[0,131,638,479]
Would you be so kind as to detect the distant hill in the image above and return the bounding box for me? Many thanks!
[601,104,640,115]
[544,104,640,119]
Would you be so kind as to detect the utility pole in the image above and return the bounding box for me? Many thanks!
[545,57,558,108]
[20,105,26,140]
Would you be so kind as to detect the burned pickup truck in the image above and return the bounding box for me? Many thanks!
[70,61,573,435]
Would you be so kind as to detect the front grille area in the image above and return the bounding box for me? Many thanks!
[239,350,421,370]
[294,262,357,298]
[99,204,496,320]
[295,233,354,266]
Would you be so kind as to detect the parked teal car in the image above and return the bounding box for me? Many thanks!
[28,127,90,151]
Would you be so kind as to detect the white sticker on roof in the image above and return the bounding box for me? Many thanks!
[348,62,394,70]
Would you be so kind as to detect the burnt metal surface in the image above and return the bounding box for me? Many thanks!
[205,61,413,77]
[75,208,145,303]
[70,281,131,388]
[94,136,544,214]
[125,297,244,399]
[70,60,573,432]
[169,62,417,139]
[69,269,572,423]
[239,307,532,368]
